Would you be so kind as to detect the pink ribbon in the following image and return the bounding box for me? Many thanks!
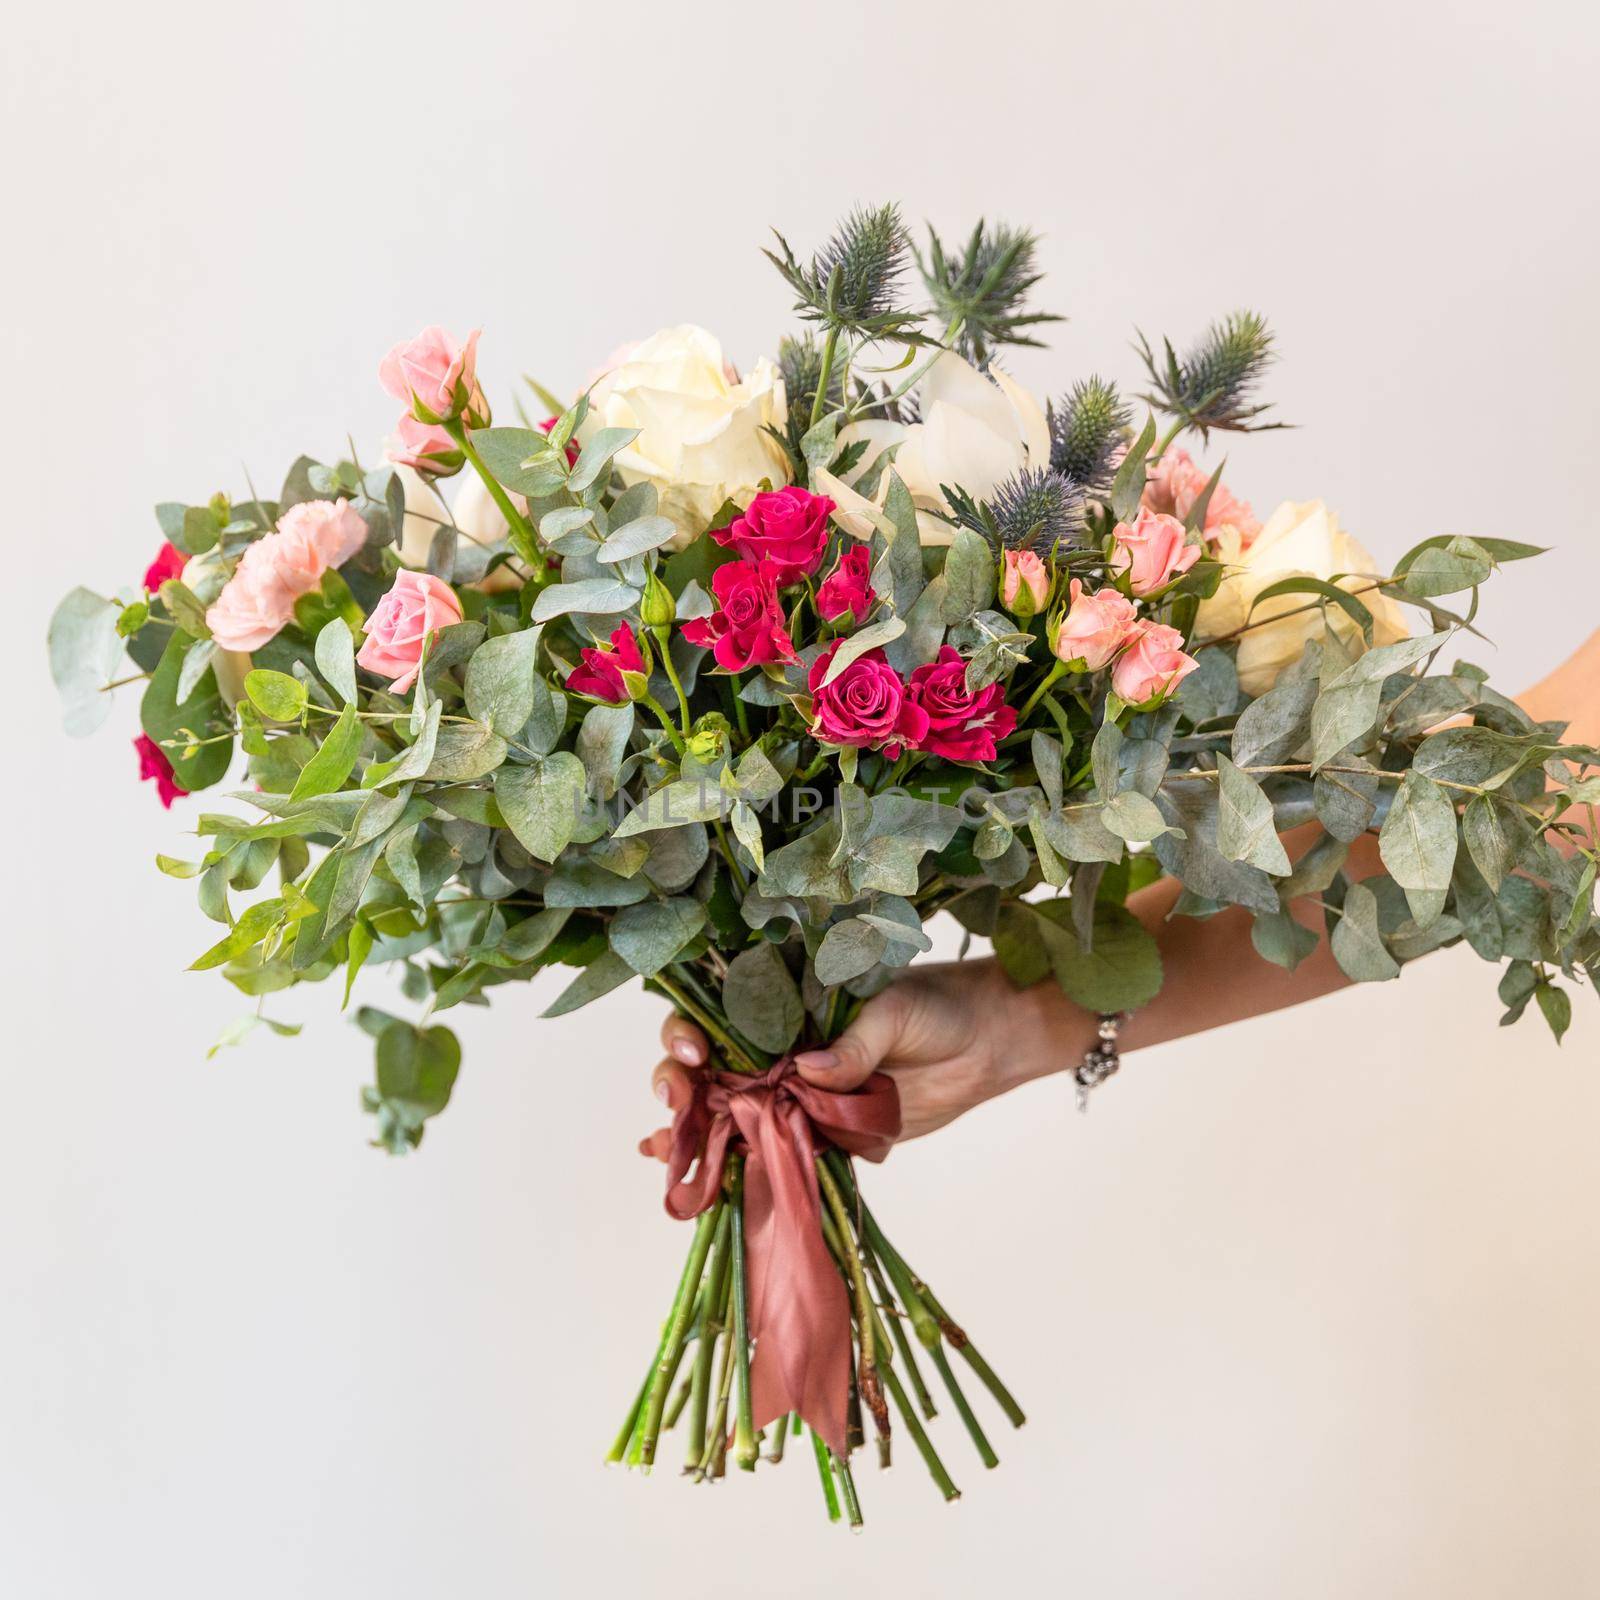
[664,1057,900,1455]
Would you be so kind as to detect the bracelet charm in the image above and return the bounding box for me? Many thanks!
[1073,1013,1125,1113]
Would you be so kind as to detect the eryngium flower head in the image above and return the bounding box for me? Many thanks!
[1136,310,1283,435]
[777,333,843,422]
[987,467,1087,553]
[917,220,1063,367]
[764,204,927,341]
[1048,376,1131,491]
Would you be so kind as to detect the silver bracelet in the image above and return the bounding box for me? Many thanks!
[1072,1013,1125,1113]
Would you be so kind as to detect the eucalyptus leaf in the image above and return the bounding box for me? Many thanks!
[722,944,803,1054]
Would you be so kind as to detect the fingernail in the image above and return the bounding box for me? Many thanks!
[656,1080,673,1106]
[671,1038,702,1065]
[794,1049,838,1074]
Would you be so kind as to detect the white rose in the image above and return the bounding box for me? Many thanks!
[579,324,790,547]
[815,352,1051,546]
[1194,499,1411,695]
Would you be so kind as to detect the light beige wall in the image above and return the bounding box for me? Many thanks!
[4,1,1596,1595]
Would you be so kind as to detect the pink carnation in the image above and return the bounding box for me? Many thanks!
[355,569,464,694]
[1143,447,1260,543]
[681,562,795,672]
[567,624,645,704]
[815,544,875,624]
[808,643,928,759]
[205,500,368,652]
[906,647,1016,764]
[710,486,834,586]
[1111,620,1199,706]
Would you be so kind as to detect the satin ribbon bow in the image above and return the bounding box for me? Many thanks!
[664,1057,900,1455]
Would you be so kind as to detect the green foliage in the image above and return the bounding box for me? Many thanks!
[1136,311,1282,437]
[916,219,1062,366]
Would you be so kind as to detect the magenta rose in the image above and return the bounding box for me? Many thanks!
[815,544,876,624]
[355,569,465,694]
[133,733,183,808]
[681,562,796,672]
[379,325,488,427]
[567,624,645,704]
[906,646,1017,764]
[1111,620,1200,705]
[143,541,187,592]
[710,486,834,585]
[808,643,929,758]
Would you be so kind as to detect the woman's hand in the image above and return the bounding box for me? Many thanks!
[639,958,1060,1159]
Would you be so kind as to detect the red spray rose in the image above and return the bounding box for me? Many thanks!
[133,733,184,808]
[807,643,929,758]
[567,624,646,703]
[143,541,187,592]
[815,544,876,624]
[682,562,796,672]
[906,646,1017,764]
[710,485,834,586]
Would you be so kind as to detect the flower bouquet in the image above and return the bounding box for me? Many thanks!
[50,205,1598,1525]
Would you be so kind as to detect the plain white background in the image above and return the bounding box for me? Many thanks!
[4,1,1597,1594]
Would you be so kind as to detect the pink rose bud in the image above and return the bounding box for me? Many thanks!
[681,562,796,672]
[1110,507,1201,597]
[1142,447,1261,545]
[1110,620,1200,706]
[999,549,1051,619]
[567,624,647,704]
[205,499,369,652]
[378,326,488,428]
[355,569,465,694]
[386,414,463,475]
[815,544,876,624]
[1052,578,1138,671]
[807,644,929,760]
[710,485,836,586]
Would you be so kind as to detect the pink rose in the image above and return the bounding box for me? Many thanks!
[1111,620,1200,706]
[1110,507,1200,597]
[1000,549,1050,618]
[143,541,187,592]
[1053,579,1138,670]
[387,414,463,474]
[1143,447,1260,544]
[681,562,796,672]
[906,646,1017,764]
[355,569,465,694]
[134,733,183,808]
[205,499,369,652]
[815,544,876,624]
[378,326,487,427]
[710,486,834,585]
[808,644,929,758]
[567,624,645,704]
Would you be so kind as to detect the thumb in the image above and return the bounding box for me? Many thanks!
[792,992,905,1091]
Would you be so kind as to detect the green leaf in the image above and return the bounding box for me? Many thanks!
[190,897,285,970]
[1109,414,1157,524]
[1400,536,1493,598]
[495,752,587,862]
[375,1021,461,1119]
[468,427,566,496]
[158,579,212,639]
[464,627,541,737]
[1099,789,1172,844]
[939,527,996,624]
[530,578,642,623]
[576,703,634,800]
[244,669,308,722]
[1461,793,1524,893]
[568,426,640,493]
[819,615,907,685]
[1040,902,1163,1012]
[314,618,358,705]
[494,907,572,965]
[1535,981,1572,1043]
[615,777,729,836]
[1310,633,1445,770]
[609,897,706,977]
[1232,676,1317,768]
[1090,719,1122,800]
[49,588,124,736]
[1248,576,1373,640]
[1216,756,1291,875]
[722,943,803,1054]
[1330,881,1400,981]
[141,633,232,792]
[1378,771,1458,925]
[596,515,679,563]
[541,950,636,1018]
[815,918,888,985]
[1251,910,1319,970]
[423,721,508,782]
[289,702,363,801]
[878,470,926,612]
[175,639,217,704]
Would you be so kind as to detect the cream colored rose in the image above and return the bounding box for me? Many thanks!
[178,549,253,706]
[578,324,789,547]
[816,352,1050,546]
[1194,499,1410,695]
